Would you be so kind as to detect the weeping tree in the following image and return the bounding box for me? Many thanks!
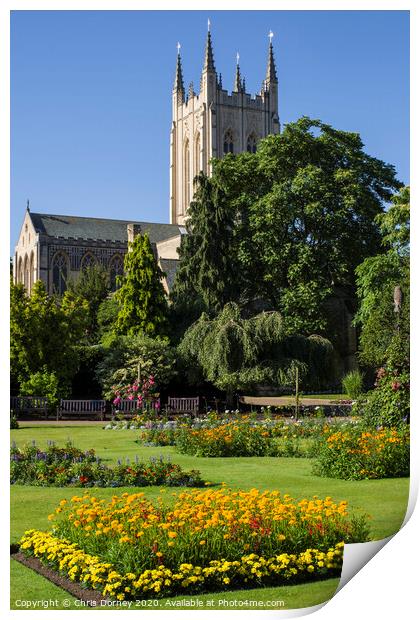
[178,302,333,405]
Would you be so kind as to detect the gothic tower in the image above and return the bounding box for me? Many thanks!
[169,26,280,225]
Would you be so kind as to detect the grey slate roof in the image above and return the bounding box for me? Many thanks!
[159,258,180,291]
[29,212,181,244]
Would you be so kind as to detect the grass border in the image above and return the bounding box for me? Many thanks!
[11,552,109,606]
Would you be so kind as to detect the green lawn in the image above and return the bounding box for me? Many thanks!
[10,423,409,610]
[10,560,340,610]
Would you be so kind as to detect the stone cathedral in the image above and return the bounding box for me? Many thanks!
[170,28,279,224]
[13,27,280,295]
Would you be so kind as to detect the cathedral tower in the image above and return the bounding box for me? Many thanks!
[169,26,280,224]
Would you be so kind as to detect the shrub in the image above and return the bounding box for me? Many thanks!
[96,332,176,400]
[10,413,19,429]
[353,368,409,427]
[342,370,363,399]
[10,442,203,488]
[313,424,409,480]
[19,367,60,411]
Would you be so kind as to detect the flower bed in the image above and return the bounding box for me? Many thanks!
[19,486,368,599]
[47,487,369,572]
[10,443,203,488]
[152,417,359,458]
[20,529,345,600]
[313,425,410,480]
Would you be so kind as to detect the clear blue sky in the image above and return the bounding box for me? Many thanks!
[10,10,409,254]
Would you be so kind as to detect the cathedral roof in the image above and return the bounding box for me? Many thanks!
[29,212,182,244]
[159,258,180,290]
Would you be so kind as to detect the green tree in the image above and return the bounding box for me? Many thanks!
[115,233,169,337]
[354,186,409,370]
[10,280,89,394]
[171,172,237,327]
[177,117,401,336]
[67,264,110,340]
[178,302,333,405]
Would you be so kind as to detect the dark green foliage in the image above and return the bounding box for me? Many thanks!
[354,186,409,370]
[67,264,110,340]
[173,118,401,338]
[115,233,169,337]
[10,280,89,394]
[178,302,334,403]
[97,294,120,336]
[171,172,237,323]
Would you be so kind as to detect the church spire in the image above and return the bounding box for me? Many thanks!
[173,42,185,103]
[203,20,216,72]
[265,31,278,85]
[233,52,243,93]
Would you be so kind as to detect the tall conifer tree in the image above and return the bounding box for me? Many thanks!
[115,233,168,337]
[172,172,237,317]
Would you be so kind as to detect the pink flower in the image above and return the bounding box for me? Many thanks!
[113,397,121,406]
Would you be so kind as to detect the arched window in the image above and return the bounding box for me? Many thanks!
[223,129,234,155]
[80,252,97,270]
[194,132,201,177]
[29,252,35,293]
[109,254,124,292]
[52,252,68,295]
[183,138,190,213]
[17,257,23,284]
[247,133,258,154]
[23,255,29,291]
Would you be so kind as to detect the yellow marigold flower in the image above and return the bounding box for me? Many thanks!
[168,531,177,539]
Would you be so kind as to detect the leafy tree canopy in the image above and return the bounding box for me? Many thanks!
[67,264,110,340]
[173,117,401,336]
[10,280,89,394]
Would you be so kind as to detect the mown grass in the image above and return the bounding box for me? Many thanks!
[10,423,409,610]
[10,560,340,610]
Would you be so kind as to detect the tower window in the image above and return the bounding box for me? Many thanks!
[52,252,68,295]
[183,138,190,212]
[247,133,258,154]
[223,129,234,154]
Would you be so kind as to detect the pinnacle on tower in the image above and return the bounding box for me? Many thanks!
[173,42,185,103]
[233,52,243,93]
[203,24,216,72]
[188,81,195,100]
[265,31,278,85]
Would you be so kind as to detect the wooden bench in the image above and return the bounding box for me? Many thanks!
[165,397,199,418]
[112,399,142,419]
[56,399,106,421]
[10,396,49,419]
